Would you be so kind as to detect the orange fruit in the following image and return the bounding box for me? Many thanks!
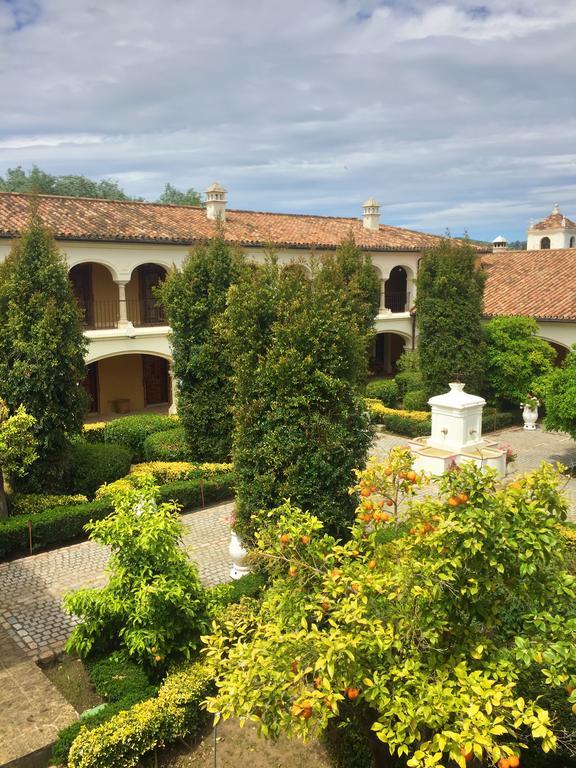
[407,470,417,482]
[300,701,313,719]
[360,487,371,497]
[448,496,460,507]
[368,559,377,569]
[381,512,391,522]
[321,600,330,611]
[386,499,394,507]
[498,759,511,768]
[313,676,322,689]
[346,687,360,700]
[566,684,574,694]
[300,535,311,545]
[460,747,473,762]
[508,757,520,768]
[350,582,361,593]
[280,533,290,545]
[458,493,469,503]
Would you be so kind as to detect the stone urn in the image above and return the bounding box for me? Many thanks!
[521,398,539,431]
[229,530,250,580]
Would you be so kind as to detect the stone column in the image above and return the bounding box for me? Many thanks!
[379,279,386,313]
[116,281,129,328]
[168,367,178,416]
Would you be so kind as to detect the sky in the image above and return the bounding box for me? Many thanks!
[1,0,575,241]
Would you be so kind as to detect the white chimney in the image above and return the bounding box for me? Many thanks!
[492,235,508,252]
[205,182,227,221]
[362,197,380,230]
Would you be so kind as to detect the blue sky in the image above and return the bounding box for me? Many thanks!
[1,0,575,240]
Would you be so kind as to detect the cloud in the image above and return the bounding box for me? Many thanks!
[0,0,575,239]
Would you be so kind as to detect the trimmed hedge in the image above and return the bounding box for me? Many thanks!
[481,408,517,433]
[7,492,88,516]
[84,415,177,461]
[0,499,114,560]
[402,389,429,411]
[143,426,190,461]
[67,660,213,768]
[64,442,133,497]
[365,399,431,438]
[365,379,399,407]
[157,474,235,509]
[88,652,156,703]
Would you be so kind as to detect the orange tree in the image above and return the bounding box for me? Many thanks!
[205,450,576,768]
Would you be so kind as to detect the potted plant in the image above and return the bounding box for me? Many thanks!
[498,442,517,473]
[520,394,540,431]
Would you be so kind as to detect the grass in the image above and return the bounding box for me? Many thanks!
[42,654,102,714]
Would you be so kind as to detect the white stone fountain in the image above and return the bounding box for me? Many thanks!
[409,382,507,476]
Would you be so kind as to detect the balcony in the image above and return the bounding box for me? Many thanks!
[80,299,166,331]
[382,291,410,314]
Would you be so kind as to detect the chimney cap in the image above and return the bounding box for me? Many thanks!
[206,181,226,195]
[492,235,507,244]
[363,196,380,208]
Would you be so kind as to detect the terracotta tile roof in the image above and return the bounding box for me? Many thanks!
[0,192,468,252]
[482,248,576,321]
[530,212,576,231]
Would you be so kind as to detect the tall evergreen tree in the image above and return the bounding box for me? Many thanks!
[158,233,241,461]
[0,208,87,489]
[225,250,374,542]
[416,239,486,398]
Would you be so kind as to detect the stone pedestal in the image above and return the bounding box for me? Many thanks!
[409,382,506,477]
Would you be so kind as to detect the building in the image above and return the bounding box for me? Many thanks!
[0,187,450,416]
[527,204,576,251]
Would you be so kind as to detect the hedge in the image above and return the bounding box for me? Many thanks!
[64,442,133,497]
[8,493,88,516]
[0,475,234,561]
[0,499,114,560]
[142,426,190,461]
[365,398,431,438]
[402,389,429,411]
[84,415,178,461]
[96,462,234,499]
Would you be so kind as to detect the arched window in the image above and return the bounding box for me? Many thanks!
[570,236,575,248]
[540,237,551,249]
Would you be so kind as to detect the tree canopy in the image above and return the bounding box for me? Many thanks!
[0,207,87,489]
[540,346,576,440]
[206,455,576,768]
[157,182,202,206]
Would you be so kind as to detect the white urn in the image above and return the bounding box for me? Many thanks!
[522,404,538,431]
[229,530,250,580]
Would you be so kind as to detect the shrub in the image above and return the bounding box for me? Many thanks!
[88,651,156,703]
[131,460,233,483]
[541,347,576,440]
[481,408,517,433]
[0,498,114,560]
[87,414,176,460]
[157,474,235,509]
[402,388,428,411]
[8,492,88,516]
[67,661,213,768]
[208,572,266,613]
[142,426,190,461]
[365,399,431,437]
[365,379,399,406]
[64,442,132,497]
[65,481,209,670]
[484,316,555,407]
[394,350,423,397]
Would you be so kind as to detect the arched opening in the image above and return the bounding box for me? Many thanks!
[540,237,551,250]
[384,266,408,312]
[69,263,118,329]
[82,353,172,416]
[127,264,167,326]
[570,236,575,248]
[545,340,570,367]
[369,332,406,376]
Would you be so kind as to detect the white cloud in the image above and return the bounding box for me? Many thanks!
[0,0,575,239]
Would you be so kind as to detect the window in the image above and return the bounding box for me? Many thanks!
[570,236,575,248]
[540,237,551,249]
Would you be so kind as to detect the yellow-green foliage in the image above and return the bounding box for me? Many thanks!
[9,493,88,516]
[96,461,233,498]
[365,398,430,421]
[83,422,106,438]
[67,661,212,768]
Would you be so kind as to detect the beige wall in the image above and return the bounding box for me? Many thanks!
[98,354,145,415]
[91,262,118,305]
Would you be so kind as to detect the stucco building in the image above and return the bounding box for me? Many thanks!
[527,204,576,251]
[0,187,446,416]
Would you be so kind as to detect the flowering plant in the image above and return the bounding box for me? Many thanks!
[521,394,540,411]
[499,442,517,465]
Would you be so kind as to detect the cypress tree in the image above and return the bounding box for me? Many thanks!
[0,208,87,489]
[158,233,241,461]
[416,239,486,398]
[226,251,374,542]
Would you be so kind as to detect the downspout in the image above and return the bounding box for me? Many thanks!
[410,306,416,350]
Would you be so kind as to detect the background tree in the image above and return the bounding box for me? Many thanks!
[158,233,240,461]
[0,400,37,517]
[206,457,576,768]
[484,315,555,407]
[0,165,135,200]
[157,182,202,206]
[539,346,576,439]
[416,239,486,398]
[0,208,87,489]
[225,251,374,541]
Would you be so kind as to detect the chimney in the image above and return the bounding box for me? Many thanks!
[205,182,227,221]
[492,235,508,252]
[362,197,380,230]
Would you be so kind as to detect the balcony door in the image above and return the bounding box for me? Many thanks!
[70,264,94,327]
[138,264,166,325]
